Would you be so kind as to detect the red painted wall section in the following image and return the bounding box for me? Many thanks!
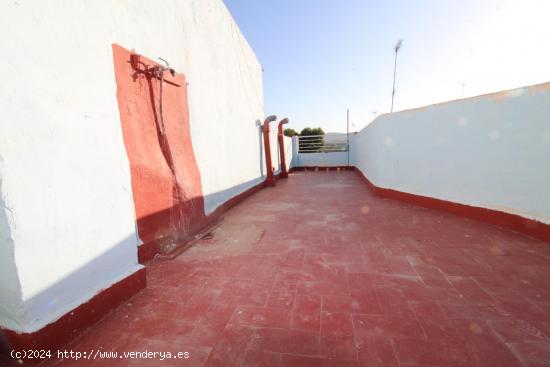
[112,44,206,259]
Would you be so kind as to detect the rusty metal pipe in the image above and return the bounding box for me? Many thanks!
[262,115,277,186]
[277,118,289,178]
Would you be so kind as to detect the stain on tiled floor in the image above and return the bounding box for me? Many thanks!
[38,171,550,366]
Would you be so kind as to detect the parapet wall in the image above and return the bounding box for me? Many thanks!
[355,82,550,230]
[0,0,267,339]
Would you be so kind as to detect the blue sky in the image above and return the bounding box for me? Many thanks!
[224,0,550,133]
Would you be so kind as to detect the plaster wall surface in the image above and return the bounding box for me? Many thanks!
[284,135,293,169]
[355,82,550,224]
[0,0,261,333]
[291,136,299,167]
[270,131,279,174]
[268,132,292,175]
[297,152,350,167]
[296,134,356,167]
[0,175,24,331]
[259,130,292,176]
[182,3,265,215]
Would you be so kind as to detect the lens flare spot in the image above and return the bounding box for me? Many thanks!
[543,131,550,143]
[360,205,370,214]
[384,137,394,146]
[489,130,500,140]
[469,322,483,334]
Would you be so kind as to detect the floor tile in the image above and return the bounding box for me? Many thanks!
[40,171,550,367]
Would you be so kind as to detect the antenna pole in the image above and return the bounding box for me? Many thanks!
[347,108,350,167]
[391,39,403,113]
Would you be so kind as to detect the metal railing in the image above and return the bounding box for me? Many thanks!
[297,134,349,153]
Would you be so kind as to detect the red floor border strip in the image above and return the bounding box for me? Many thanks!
[355,169,550,243]
[0,268,146,363]
[289,166,355,172]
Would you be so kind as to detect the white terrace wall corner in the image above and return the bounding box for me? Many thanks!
[0,0,265,335]
[284,135,293,170]
[355,82,550,225]
[184,0,267,214]
[296,133,356,167]
[0,186,24,332]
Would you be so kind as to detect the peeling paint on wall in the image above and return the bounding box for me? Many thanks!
[112,44,206,253]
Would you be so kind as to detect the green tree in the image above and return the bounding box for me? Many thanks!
[299,127,325,136]
[283,128,299,137]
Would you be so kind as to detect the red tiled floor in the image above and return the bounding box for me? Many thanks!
[230,306,290,329]
[36,171,550,366]
[290,293,321,332]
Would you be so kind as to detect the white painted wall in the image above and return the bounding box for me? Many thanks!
[291,136,300,168]
[297,152,350,167]
[296,134,356,167]
[0,176,24,332]
[271,133,293,173]
[355,83,550,224]
[284,135,293,170]
[266,131,292,175]
[269,131,280,175]
[0,0,263,333]
[182,2,267,214]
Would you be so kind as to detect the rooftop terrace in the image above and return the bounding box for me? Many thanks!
[24,170,550,366]
[1,2,549,366]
